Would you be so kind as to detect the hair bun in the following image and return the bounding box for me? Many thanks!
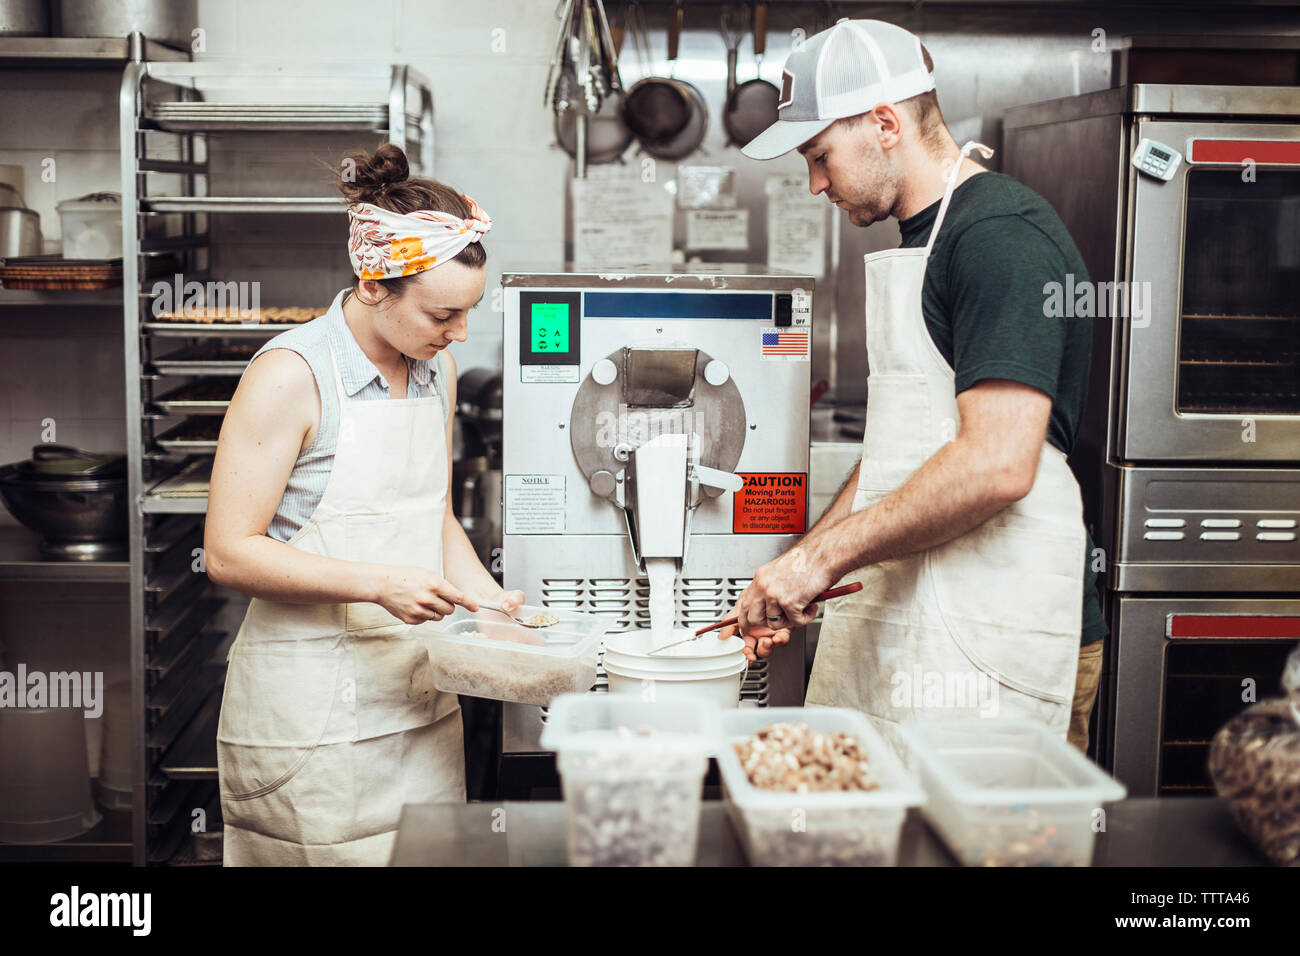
[339,143,410,205]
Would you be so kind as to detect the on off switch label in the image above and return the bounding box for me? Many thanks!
[733,473,807,534]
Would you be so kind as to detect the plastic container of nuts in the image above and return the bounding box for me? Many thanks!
[540,694,719,867]
[421,605,604,707]
[716,707,925,866]
[899,719,1126,866]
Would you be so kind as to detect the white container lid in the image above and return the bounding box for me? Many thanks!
[541,693,721,759]
[605,628,744,661]
[898,718,1127,807]
[423,604,605,662]
[56,191,121,213]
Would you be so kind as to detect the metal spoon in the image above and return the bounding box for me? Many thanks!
[476,599,560,629]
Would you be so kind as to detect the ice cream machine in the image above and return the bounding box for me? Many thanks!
[499,265,813,773]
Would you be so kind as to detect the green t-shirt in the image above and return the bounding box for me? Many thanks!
[897,171,1107,646]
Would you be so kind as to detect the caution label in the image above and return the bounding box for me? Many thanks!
[733,473,807,534]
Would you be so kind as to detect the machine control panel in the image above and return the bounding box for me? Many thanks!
[519,291,582,382]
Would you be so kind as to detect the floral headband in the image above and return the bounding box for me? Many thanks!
[346,194,492,280]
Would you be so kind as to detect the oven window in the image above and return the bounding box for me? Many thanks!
[1178,169,1300,415]
[1159,638,1298,795]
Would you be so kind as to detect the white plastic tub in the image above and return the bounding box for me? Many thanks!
[716,707,925,866]
[540,693,718,866]
[899,719,1127,866]
[0,705,101,844]
[422,605,604,707]
[56,192,121,259]
[602,629,746,708]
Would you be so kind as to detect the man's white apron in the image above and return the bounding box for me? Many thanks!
[217,343,464,866]
[806,142,1084,744]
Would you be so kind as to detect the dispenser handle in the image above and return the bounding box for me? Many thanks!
[694,464,743,493]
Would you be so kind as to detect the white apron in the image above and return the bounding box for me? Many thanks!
[806,142,1084,745]
[217,343,464,866]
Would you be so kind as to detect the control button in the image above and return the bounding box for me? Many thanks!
[591,358,618,386]
[589,470,617,498]
[704,359,730,387]
[1145,518,1186,528]
[1200,518,1242,528]
[774,293,793,328]
[1257,532,1297,542]
[1199,531,1240,541]
[1258,519,1298,529]
[1143,531,1185,541]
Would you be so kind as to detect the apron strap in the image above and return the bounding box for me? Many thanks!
[924,140,995,259]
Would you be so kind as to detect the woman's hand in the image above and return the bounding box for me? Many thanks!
[372,565,477,624]
[498,589,526,614]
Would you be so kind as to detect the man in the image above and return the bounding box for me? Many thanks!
[728,19,1107,753]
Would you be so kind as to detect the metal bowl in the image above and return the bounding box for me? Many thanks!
[0,464,128,556]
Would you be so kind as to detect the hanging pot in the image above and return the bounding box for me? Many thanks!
[622,1,701,153]
[723,3,780,148]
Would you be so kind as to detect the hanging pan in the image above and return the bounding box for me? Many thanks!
[723,2,779,148]
[636,2,708,161]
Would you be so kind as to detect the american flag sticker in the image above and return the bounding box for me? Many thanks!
[760,327,810,361]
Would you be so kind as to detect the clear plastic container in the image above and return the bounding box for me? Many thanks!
[540,694,718,866]
[716,707,925,866]
[421,605,604,707]
[899,719,1127,866]
[56,192,121,259]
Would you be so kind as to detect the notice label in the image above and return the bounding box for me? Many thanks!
[685,209,749,250]
[505,475,565,534]
[733,473,807,534]
[521,365,580,384]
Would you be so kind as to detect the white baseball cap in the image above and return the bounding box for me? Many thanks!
[742,19,935,161]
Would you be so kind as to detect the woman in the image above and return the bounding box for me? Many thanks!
[207,144,523,866]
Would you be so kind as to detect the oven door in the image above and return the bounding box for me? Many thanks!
[1118,118,1300,462]
[1108,595,1300,797]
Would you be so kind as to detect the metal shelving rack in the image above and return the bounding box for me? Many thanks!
[119,60,434,865]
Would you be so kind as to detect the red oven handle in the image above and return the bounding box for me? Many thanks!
[1168,615,1300,639]
[1188,139,1300,165]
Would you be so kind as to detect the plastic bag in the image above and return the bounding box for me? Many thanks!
[1208,644,1300,866]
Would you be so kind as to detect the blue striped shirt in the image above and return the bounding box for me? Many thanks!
[248,288,450,543]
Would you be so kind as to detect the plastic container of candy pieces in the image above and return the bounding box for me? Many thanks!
[540,694,718,866]
[899,718,1126,866]
[717,707,926,866]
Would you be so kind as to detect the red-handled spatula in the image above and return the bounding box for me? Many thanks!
[648,581,863,655]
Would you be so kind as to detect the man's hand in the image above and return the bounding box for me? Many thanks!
[720,544,833,662]
[716,607,788,664]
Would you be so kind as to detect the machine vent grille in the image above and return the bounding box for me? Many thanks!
[535,576,769,717]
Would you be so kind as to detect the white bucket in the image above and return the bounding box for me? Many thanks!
[0,705,101,844]
[94,681,132,811]
[603,630,748,708]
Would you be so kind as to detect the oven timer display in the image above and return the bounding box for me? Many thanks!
[1132,137,1182,181]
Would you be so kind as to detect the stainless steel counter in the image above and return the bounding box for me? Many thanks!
[390,798,1271,867]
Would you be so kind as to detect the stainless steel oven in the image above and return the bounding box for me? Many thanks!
[1006,84,1300,796]
[1120,96,1300,463]
[1108,598,1300,797]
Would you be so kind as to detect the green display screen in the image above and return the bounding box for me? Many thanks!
[530,303,570,354]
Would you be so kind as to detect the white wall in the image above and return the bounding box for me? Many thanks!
[192,0,569,373]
